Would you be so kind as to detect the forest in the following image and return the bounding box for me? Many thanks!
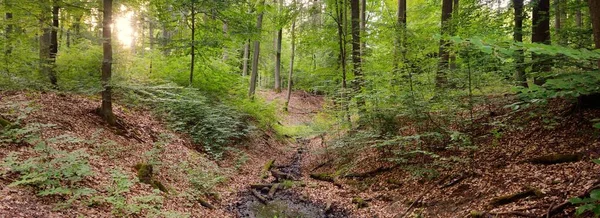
[1,0,600,217]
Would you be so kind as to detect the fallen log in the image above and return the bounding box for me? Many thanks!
[267,183,279,198]
[251,189,268,204]
[470,210,537,218]
[310,173,343,188]
[490,187,542,207]
[198,198,215,209]
[250,183,278,189]
[271,169,296,181]
[527,153,582,165]
[344,164,400,179]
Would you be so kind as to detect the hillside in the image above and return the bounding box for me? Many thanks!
[1,91,600,218]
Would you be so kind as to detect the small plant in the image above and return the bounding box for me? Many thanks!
[569,159,600,217]
[2,141,96,208]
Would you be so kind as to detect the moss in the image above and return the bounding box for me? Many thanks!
[489,187,543,206]
[469,210,484,217]
[261,159,275,179]
[151,180,168,193]
[351,197,368,209]
[135,163,153,184]
[0,117,13,130]
[309,173,335,182]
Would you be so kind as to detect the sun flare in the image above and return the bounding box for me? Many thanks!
[114,5,135,49]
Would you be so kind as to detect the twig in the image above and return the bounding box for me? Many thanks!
[399,184,434,218]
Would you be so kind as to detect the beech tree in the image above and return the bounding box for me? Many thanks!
[590,0,600,68]
[532,0,551,85]
[100,0,116,125]
[436,0,453,88]
[249,0,265,98]
[514,0,526,87]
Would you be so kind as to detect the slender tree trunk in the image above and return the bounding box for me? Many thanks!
[514,0,527,87]
[4,0,13,75]
[393,0,407,72]
[555,0,561,43]
[274,0,283,92]
[449,0,458,70]
[359,0,366,56]
[436,0,453,88]
[190,2,196,86]
[335,0,347,89]
[223,22,229,61]
[589,0,600,68]
[576,0,583,28]
[284,20,296,111]
[249,0,265,98]
[149,18,154,50]
[350,0,364,110]
[101,0,116,125]
[242,41,250,76]
[48,1,59,87]
[532,0,551,85]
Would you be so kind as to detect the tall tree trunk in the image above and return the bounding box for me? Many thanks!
[335,0,347,89]
[223,22,229,61]
[190,2,196,86]
[242,41,250,76]
[48,0,59,87]
[555,0,561,44]
[4,0,13,75]
[514,0,527,87]
[350,0,364,110]
[101,0,116,125]
[274,0,283,92]
[436,0,453,88]
[284,19,296,111]
[359,0,366,56]
[576,0,583,28]
[532,0,551,85]
[589,0,600,68]
[249,0,265,98]
[149,18,155,50]
[393,0,407,72]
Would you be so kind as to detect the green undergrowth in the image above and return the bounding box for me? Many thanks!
[0,101,223,216]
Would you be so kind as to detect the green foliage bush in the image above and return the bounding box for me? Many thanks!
[569,159,600,217]
[121,85,257,159]
[2,142,95,206]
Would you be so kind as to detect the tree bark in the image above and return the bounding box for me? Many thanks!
[284,19,296,112]
[190,2,196,86]
[532,0,551,85]
[576,0,583,29]
[590,0,600,68]
[393,0,406,73]
[514,0,527,87]
[223,22,228,61]
[360,0,366,57]
[350,0,364,110]
[274,0,283,92]
[101,0,116,125]
[242,41,250,76]
[436,0,453,88]
[49,0,59,88]
[249,0,265,98]
[335,0,347,90]
[4,0,13,74]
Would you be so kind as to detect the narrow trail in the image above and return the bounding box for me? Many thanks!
[230,91,350,218]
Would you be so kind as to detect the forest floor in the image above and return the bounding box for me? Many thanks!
[0,90,599,217]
